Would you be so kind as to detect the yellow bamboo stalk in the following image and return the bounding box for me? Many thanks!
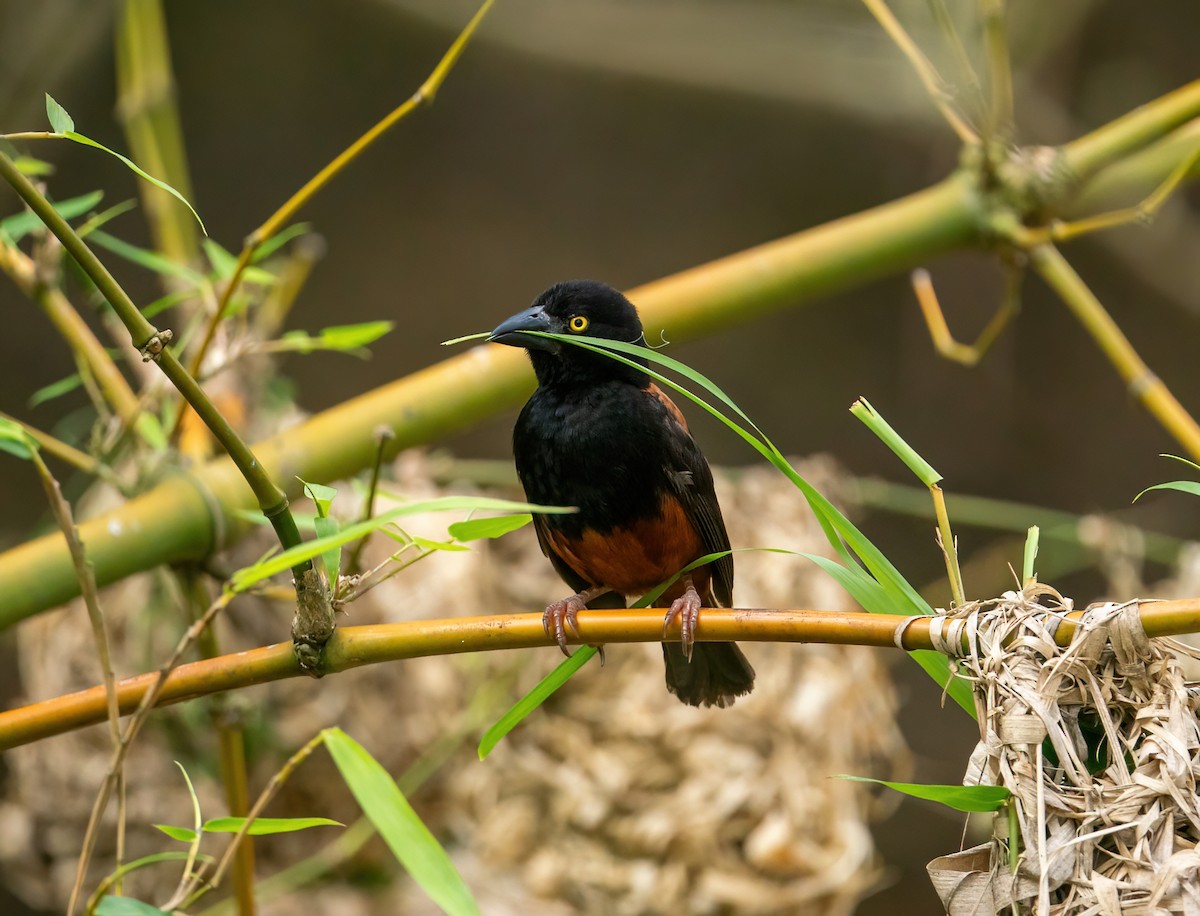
[4,599,1198,751]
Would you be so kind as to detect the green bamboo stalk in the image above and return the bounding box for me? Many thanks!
[115,0,199,264]
[4,597,1200,750]
[0,150,307,572]
[1028,243,1200,461]
[1,81,1198,628]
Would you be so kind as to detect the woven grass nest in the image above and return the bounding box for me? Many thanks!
[2,454,909,914]
[929,585,1200,915]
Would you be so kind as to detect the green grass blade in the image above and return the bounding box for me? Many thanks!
[324,728,480,916]
[835,776,1010,812]
[478,647,598,759]
[478,547,802,758]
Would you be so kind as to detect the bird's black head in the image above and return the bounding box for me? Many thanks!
[489,280,649,388]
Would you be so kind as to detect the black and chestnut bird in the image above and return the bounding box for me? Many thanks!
[489,280,755,708]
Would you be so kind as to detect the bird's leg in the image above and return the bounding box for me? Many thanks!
[662,575,703,662]
[543,586,609,657]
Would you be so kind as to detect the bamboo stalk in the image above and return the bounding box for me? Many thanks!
[115,0,199,264]
[4,599,1199,750]
[1,82,1199,628]
[0,150,309,577]
[1028,244,1200,461]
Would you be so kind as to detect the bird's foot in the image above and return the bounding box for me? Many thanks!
[662,580,703,662]
[543,586,606,657]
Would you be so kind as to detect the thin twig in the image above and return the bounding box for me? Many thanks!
[184,0,495,383]
[176,731,328,910]
[183,572,257,916]
[980,0,1014,141]
[67,591,234,914]
[343,426,395,577]
[1025,243,1200,462]
[0,149,311,579]
[0,410,102,477]
[861,0,979,144]
[28,447,127,907]
[911,266,1022,367]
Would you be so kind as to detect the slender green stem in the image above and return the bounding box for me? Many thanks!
[0,148,308,571]
[29,447,127,904]
[0,410,101,477]
[343,427,394,577]
[179,732,327,910]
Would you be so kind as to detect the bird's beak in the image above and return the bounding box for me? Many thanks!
[488,306,557,351]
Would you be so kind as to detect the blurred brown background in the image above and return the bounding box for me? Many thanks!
[1,0,1198,912]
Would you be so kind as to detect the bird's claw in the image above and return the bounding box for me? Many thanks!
[543,593,588,657]
[662,584,703,663]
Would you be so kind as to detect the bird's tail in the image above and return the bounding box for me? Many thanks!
[662,641,755,708]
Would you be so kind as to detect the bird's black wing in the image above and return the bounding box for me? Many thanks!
[648,386,734,606]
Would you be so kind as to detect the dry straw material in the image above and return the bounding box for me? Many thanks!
[929,585,1200,915]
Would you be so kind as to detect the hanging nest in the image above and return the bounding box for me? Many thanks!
[928,585,1200,915]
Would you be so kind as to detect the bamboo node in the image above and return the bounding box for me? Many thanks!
[138,328,173,362]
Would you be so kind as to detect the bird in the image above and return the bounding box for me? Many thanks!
[488,279,755,708]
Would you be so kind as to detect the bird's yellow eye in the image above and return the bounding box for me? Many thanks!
[568,315,589,333]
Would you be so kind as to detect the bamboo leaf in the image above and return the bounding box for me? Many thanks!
[28,373,84,407]
[89,229,208,286]
[0,417,35,460]
[231,496,573,592]
[13,155,54,177]
[447,514,531,541]
[154,824,197,843]
[60,129,206,233]
[273,322,395,357]
[478,647,598,760]
[1135,480,1200,502]
[251,222,312,262]
[45,93,75,133]
[201,816,343,835]
[95,897,164,915]
[300,479,338,517]
[314,515,341,580]
[836,775,1011,812]
[411,535,470,552]
[324,728,480,916]
[0,189,104,243]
